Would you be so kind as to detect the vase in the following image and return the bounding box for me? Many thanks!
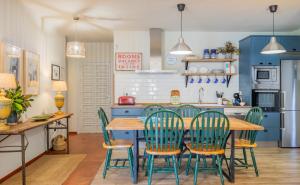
[217,98,223,105]
[7,111,19,125]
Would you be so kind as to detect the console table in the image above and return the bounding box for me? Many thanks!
[0,113,73,185]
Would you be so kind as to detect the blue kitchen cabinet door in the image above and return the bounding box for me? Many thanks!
[256,112,280,141]
[277,36,300,52]
[112,108,144,117]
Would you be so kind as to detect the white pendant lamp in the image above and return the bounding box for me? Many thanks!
[170,4,192,55]
[261,5,286,54]
[66,17,86,58]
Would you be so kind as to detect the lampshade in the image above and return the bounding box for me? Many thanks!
[261,36,286,54]
[52,81,67,92]
[66,41,86,58]
[170,37,192,55]
[0,73,17,89]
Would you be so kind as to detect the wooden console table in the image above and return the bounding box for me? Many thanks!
[0,113,73,185]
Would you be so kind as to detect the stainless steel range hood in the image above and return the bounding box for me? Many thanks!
[135,28,177,74]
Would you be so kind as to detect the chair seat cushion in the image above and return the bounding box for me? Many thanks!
[234,139,257,148]
[186,143,225,155]
[103,139,133,149]
[146,145,181,155]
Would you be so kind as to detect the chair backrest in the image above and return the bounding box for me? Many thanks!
[98,107,111,145]
[144,104,165,117]
[188,111,230,150]
[144,110,184,152]
[239,107,264,144]
[176,104,201,118]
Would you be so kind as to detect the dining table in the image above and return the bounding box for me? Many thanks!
[106,116,264,184]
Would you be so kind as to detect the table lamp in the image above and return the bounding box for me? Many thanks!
[52,81,67,115]
[0,73,17,131]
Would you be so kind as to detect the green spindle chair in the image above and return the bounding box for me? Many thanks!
[142,104,165,169]
[98,107,134,182]
[144,110,184,185]
[185,111,230,185]
[176,104,201,118]
[232,107,263,176]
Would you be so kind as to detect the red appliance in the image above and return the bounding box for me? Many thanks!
[118,95,135,105]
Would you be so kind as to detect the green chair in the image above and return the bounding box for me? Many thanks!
[98,107,134,181]
[185,111,230,185]
[144,110,184,185]
[232,107,263,176]
[176,104,201,118]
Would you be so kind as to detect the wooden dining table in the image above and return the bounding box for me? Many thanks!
[106,117,264,184]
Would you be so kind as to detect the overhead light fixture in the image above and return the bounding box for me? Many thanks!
[66,17,86,58]
[170,3,192,55]
[261,5,286,54]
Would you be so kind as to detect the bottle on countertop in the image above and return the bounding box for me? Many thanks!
[170,90,180,105]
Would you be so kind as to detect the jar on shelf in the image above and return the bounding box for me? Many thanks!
[170,90,180,105]
[210,49,217,59]
[203,49,210,59]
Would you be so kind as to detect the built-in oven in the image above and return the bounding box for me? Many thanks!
[252,90,280,112]
[252,66,280,89]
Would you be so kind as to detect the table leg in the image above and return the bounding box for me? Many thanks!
[46,124,49,151]
[229,130,235,182]
[133,130,139,184]
[21,132,26,185]
[66,118,70,154]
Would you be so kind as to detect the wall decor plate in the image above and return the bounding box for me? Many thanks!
[0,42,24,88]
[115,52,142,71]
[51,64,60,80]
[24,51,40,95]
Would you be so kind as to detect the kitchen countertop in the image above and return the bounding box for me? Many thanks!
[111,103,252,109]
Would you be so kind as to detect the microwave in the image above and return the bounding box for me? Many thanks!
[252,66,280,89]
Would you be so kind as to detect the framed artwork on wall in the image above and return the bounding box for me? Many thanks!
[0,42,23,88]
[24,51,40,95]
[115,52,142,71]
[51,64,60,80]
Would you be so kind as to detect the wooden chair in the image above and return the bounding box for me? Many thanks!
[185,111,230,185]
[232,107,263,176]
[176,104,201,118]
[98,107,134,181]
[144,110,184,185]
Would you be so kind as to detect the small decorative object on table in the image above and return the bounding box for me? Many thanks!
[32,114,54,121]
[0,73,16,130]
[216,91,224,105]
[5,83,34,124]
[52,81,67,115]
[52,135,66,151]
[170,90,180,105]
[217,41,239,59]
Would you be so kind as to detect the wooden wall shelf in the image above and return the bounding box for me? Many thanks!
[182,58,237,63]
[182,72,236,76]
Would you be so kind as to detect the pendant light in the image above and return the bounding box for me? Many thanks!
[66,17,86,58]
[261,5,286,54]
[170,3,192,55]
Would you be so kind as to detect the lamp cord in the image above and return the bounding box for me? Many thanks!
[272,12,275,36]
[180,11,183,38]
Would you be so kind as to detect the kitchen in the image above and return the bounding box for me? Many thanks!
[0,1,300,185]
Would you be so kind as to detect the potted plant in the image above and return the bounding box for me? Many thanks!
[5,84,34,124]
[217,41,239,59]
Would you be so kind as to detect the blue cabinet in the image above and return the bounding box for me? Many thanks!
[256,112,280,142]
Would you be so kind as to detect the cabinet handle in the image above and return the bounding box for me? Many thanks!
[264,129,268,132]
[264,115,268,117]
[125,131,129,134]
[259,62,263,65]
[268,62,272,65]
[124,110,129,113]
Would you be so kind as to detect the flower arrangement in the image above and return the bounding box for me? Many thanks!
[217,41,239,58]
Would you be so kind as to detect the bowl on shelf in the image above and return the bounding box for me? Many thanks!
[240,102,246,106]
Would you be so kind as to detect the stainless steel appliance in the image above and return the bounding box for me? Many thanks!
[252,66,280,89]
[280,60,300,147]
[252,89,280,112]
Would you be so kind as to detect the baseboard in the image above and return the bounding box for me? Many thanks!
[257,141,278,147]
[69,132,77,135]
[0,151,46,183]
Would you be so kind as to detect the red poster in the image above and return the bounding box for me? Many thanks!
[115,52,142,71]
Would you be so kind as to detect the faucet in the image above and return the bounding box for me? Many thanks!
[198,87,205,103]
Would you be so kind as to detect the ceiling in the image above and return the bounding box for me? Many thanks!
[21,0,300,42]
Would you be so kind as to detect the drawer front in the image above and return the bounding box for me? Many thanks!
[112,108,143,116]
[262,113,280,129]
[256,128,280,141]
[111,130,133,139]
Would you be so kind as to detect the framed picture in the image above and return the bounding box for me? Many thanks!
[24,51,40,95]
[0,42,23,88]
[115,52,142,71]
[51,64,60,80]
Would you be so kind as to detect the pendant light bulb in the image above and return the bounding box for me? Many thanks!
[66,17,86,58]
[261,5,286,54]
[170,3,192,55]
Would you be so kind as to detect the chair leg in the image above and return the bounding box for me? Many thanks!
[128,148,134,182]
[142,149,147,170]
[216,155,224,185]
[145,154,151,176]
[193,155,200,185]
[250,148,259,176]
[165,157,171,167]
[186,153,192,176]
[242,148,248,168]
[172,155,179,185]
[148,155,154,185]
[103,149,112,179]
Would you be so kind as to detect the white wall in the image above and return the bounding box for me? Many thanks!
[0,0,66,178]
[114,30,299,103]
